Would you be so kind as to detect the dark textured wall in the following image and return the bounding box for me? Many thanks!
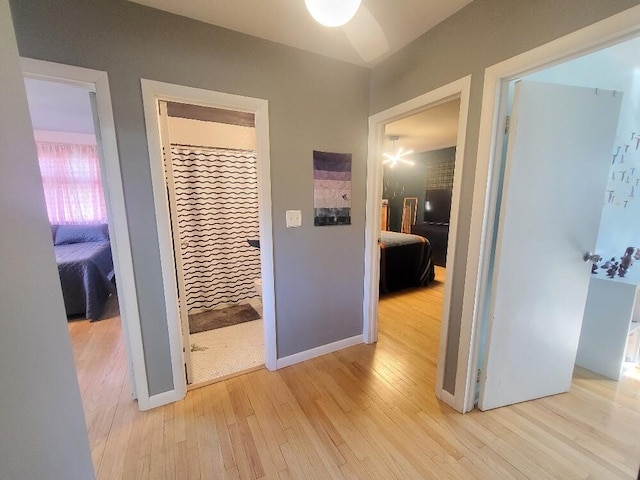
[383,147,456,232]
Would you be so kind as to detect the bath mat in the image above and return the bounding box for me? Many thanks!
[189,304,260,334]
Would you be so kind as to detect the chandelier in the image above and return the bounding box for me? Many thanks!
[383,136,414,168]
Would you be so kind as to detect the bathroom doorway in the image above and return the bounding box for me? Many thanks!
[142,80,277,398]
[157,100,265,387]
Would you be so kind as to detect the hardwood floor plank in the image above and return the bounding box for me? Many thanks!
[68,267,640,479]
[336,444,373,480]
[239,376,288,471]
[228,420,257,480]
[276,468,295,480]
[196,388,225,479]
[245,413,282,478]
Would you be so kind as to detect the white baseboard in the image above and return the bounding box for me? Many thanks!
[143,335,364,408]
[276,334,364,369]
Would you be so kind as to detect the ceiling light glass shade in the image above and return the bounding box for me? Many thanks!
[304,0,362,27]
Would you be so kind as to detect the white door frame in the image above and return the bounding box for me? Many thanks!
[463,5,640,413]
[363,76,471,412]
[20,58,148,409]
[156,100,194,384]
[141,79,277,402]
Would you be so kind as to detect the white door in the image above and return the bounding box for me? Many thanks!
[158,101,194,384]
[478,81,622,411]
[90,91,138,397]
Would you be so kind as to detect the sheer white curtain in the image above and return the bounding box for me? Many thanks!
[36,142,107,224]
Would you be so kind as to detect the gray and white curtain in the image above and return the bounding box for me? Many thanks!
[170,145,261,312]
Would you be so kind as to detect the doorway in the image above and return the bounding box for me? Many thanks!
[158,100,264,386]
[19,62,147,470]
[364,76,471,412]
[468,11,640,411]
[20,60,148,409]
[376,100,461,401]
[141,79,277,398]
[24,75,129,463]
[24,78,120,318]
[521,37,640,385]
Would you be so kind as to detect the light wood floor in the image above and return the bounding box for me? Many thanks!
[69,267,640,479]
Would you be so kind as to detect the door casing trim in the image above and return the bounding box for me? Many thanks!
[363,76,472,412]
[141,79,277,407]
[20,58,147,408]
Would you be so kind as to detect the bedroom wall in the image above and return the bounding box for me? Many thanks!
[33,130,96,145]
[370,0,640,395]
[10,0,370,396]
[383,161,427,232]
[382,147,456,232]
[0,0,94,477]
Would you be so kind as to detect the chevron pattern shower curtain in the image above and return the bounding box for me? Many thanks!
[170,145,261,313]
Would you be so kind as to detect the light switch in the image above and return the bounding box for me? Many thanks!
[286,210,302,228]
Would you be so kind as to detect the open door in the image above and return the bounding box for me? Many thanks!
[89,90,138,398]
[478,81,622,410]
[158,100,194,385]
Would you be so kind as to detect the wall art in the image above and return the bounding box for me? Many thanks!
[313,150,352,226]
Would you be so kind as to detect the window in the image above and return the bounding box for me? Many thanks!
[37,142,107,224]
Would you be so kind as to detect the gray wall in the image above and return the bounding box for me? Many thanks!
[9,0,640,403]
[370,0,640,394]
[10,0,370,395]
[0,0,94,477]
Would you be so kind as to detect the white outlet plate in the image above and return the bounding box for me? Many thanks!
[286,210,302,228]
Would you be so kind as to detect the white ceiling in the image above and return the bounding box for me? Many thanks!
[24,78,94,134]
[129,0,473,66]
[19,13,640,160]
[385,99,461,155]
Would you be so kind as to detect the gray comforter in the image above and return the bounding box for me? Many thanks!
[55,241,115,320]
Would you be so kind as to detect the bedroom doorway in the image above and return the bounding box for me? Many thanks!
[20,64,145,463]
[364,77,471,412]
[21,59,147,408]
[378,99,459,401]
[471,33,640,411]
[515,36,640,388]
[24,78,121,321]
[141,79,277,397]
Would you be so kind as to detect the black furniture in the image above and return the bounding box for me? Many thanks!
[379,231,435,293]
[411,222,449,267]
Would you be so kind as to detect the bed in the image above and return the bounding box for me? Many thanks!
[51,224,115,321]
[379,231,435,293]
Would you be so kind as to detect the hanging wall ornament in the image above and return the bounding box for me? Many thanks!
[605,130,640,209]
[313,150,352,226]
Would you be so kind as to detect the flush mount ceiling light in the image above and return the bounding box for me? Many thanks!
[383,136,414,168]
[304,0,362,27]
